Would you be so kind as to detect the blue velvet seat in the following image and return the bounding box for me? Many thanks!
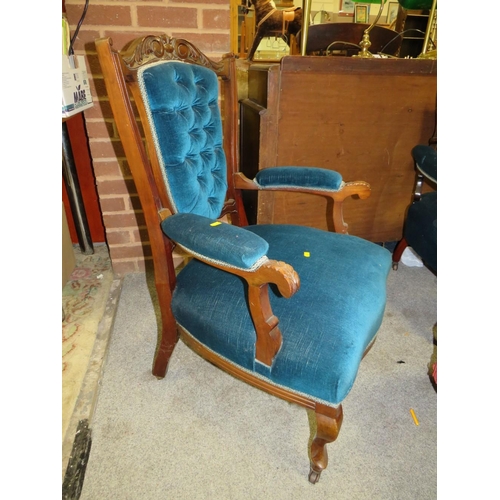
[171,224,389,406]
[96,34,391,484]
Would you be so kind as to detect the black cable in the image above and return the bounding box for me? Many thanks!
[325,40,362,56]
[324,28,436,58]
[379,28,436,56]
[68,0,90,56]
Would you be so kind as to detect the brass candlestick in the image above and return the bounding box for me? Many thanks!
[353,0,386,58]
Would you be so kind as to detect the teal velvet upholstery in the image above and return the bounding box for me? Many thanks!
[162,213,269,270]
[172,225,391,406]
[255,167,344,192]
[138,61,227,219]
[136,55,392,408]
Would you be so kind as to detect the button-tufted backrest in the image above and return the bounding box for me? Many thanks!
[138,61,228,219]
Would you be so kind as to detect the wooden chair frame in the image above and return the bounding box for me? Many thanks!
[96,34,375,482]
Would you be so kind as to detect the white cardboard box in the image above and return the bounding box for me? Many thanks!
[62,55,93,118]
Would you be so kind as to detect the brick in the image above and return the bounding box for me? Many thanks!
[88,77,108,101]
[83,99,113,120]
[66,4,132,27]
[109,243,152,260]
[102,30,165,51]
[203,9,230,30]
[136,258,150,273]
[174,0,227,3]
[111,259,141,276]
[137,6,197,28]
[110,256,151,277]
[103,212,145,229]
[68,29,101,53]
[89,139,125,159]
[172,32,230,54]
[99,197,127,213]
[135,227,151,243]
[92,160,123,177]
[97,177,136,196]
[121,160,132,177]
[127,194,143,212]
[70,0,231,275]
[85,120,115,140]
[106,230,133,245]
[86,54,104,77]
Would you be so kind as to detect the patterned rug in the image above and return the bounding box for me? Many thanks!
[62,244,114,443]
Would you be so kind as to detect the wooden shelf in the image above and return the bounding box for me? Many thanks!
[395,7,430,58]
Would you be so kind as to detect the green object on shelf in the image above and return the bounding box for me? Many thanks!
[397,0,433,9]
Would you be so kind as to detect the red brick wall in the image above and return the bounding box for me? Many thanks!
[64,0,231,276]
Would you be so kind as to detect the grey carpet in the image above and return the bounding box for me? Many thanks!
[80,262,437,500]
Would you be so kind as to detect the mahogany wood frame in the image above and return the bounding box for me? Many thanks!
[96,34,374,483]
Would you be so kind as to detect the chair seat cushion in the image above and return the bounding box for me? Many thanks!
[404,192,437,273]
[172,225,391,406]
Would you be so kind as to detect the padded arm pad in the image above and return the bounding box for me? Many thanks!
[254,167,343,192]
[161,213,269,270]
[412,145,437,184]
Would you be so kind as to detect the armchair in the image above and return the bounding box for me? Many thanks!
[392,145,437,273]
[96,34,391,483]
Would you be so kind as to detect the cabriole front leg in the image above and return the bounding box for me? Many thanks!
[309,403,343,484]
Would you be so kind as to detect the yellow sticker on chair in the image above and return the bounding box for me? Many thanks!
[210,221,222,226]
[304,251,310,257]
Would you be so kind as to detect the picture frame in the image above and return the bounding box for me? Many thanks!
[338,0,355,17]
[354,4,370,24]
[386,2,399,24]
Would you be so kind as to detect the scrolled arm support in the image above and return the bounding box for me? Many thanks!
[234,171,371,234]
[246,260,299,366]
[184,253,299,368]
[328,181,371,234]
[248,284,281,367]
[162,212,300,367]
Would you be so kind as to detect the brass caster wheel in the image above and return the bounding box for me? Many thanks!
[308,468,321,484]
[392,262,399,270]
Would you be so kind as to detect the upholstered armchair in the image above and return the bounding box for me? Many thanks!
[96,34,391,483]
[392,145,437,273]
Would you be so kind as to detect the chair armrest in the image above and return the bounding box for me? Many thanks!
[162,212,300,367]
[161,212,269,271]
[161,213,299,298]
[233,168,371,234]
[412,145,437,184]
[254,166,344,192]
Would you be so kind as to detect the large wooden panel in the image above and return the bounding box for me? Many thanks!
[240,56,437,242]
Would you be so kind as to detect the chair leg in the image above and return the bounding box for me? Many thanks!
[392,237,408,270]
[309,403,343,484]
[152,284,179,379]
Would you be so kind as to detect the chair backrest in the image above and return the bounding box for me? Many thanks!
[137,60,226,219]
[96,35,248,286]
